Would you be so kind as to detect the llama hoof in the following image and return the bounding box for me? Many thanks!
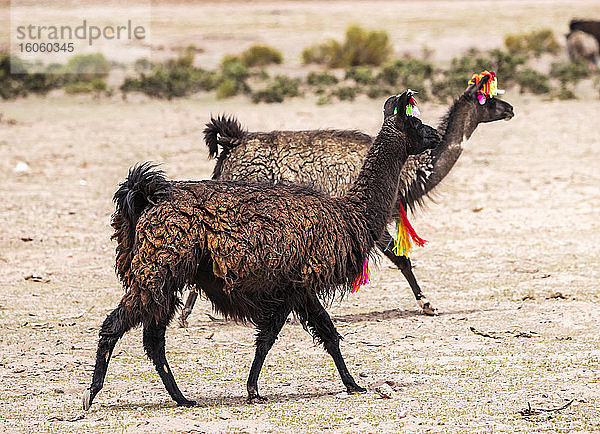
[347,384,367,394]
[177,399,197,407]
[247,395,267,404]
[418,299,438,316]
[82,388,93,411]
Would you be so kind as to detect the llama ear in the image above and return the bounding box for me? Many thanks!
[383,95,398,118]
[466,73,491,94]
[395,91,410,119]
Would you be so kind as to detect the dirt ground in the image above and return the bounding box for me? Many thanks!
[2,1,600,432]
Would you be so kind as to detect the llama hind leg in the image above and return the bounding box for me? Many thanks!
[178,287,198,328]
[83,303,139,410]
[377,231,438,316]
[246,304,293,403]
[143,319,196,407]
[296,295,365,394]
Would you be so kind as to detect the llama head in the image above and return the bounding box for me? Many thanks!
[465,72,514,123]
[391,90,441,155]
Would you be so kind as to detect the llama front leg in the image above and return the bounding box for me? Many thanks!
[246,304,293,403]
[143,320,196,407]
[377,231,438,315]
[296,295,365,394]
[83,303,138,410]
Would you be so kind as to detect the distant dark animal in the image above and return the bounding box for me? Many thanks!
[178,76,514,326]
[566,30,600,69]
[570,19,600,46]
[82,91,441,410]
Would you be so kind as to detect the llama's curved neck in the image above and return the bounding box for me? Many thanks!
[424,96,479,191]
[346,121,408,240]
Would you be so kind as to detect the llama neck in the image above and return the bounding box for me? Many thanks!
[346,121,408,240]
[424,95,480,191]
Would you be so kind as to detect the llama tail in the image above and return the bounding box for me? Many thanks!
[111,163,171,283]
[204,114,246,159]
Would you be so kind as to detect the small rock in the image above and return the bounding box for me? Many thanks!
[335,391,349,399]
[374,383,394,399]
[547,292,566,299]
[219,410,232,420]
[13,161,31,174]
[79,179,87,186]
[359,371,369,378]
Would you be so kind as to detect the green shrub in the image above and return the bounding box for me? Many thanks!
[306,71,338,86]
[345,66,376,85]
[504,29,560,58]
[0,53,65,99]
[302,25,391,68]
[366,85,393,99]
[514,68,550,94]
[252,75,301,103]
[121,49,219,99]
[486,49,526,82]
[65,78,107,94]
[332,86,358,101]
[556,85,576,100]
[240,44,283,67]
[134,57,152,73]
[64,53,110,80]
[220,57,249,83]
[216,79,238,99]
[550,61,589,85]
[302,41,339,65]
[379,58,434,100]
[431,49,490,101]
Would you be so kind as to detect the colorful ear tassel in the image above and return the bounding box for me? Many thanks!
[350,258,370,293]
[392,202,427,257]
[468,70,505,100]
[406,91,421,116]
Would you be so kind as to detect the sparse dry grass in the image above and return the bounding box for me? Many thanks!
[1,0,600,432]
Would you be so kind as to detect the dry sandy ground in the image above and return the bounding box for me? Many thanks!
[1,1,600,433]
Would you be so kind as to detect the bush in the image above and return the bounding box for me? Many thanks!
[486,49,527,83]
[0,53,65,99]
[252,75,300,103]
[302,25,391,68]
[504,29,560,58]
[64,53,110,80]
[345,66,376,85]
[134,58,152,73]
[514,68,550,94]
[556,85,576,100]
[550,61,589,85]
[306,71,338,86]
[332,86,358,101]
[379,58,434,100]
[65,78,107,94]
[366,85,393,99]
[120,54,218,99]
[240,44,283,67]
[216,79,238,99]
[431,49,491,101]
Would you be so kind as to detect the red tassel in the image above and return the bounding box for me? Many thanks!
[399,203,427,248]
[350,258,370,293]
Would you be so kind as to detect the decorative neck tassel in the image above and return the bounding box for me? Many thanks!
[350,258,370,293]
[392,202,427,257]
